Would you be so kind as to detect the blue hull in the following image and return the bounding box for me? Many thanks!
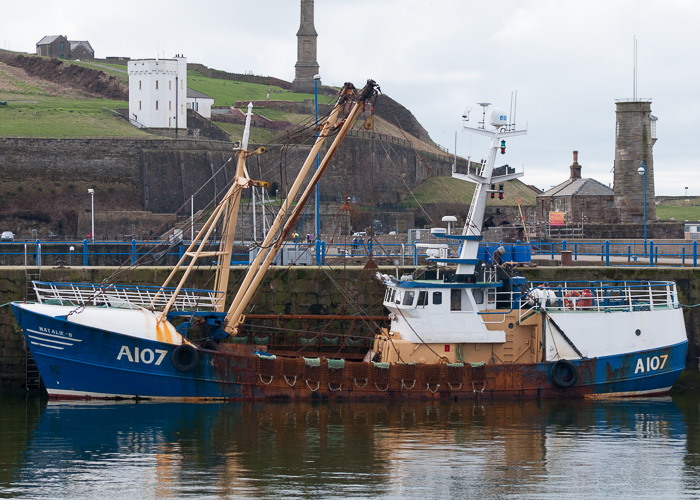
[13,303,688,400]
[13,304,253,399]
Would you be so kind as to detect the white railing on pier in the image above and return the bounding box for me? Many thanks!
[32,281,222,312]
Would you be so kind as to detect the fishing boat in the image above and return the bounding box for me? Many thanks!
[11,82,688,400]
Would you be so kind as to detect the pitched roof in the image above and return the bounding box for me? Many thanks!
[539,177,613,198]
[69,40,94,53]
[187,88,214,100]
[37,35,64,45]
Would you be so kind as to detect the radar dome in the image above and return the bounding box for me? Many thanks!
[489,109,508,127]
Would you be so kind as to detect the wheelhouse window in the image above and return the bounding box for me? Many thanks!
[417,291,428,306]
[433,291,442,305]
[403,291,415,306]
[451,289,462,311]
[473,289,484,304]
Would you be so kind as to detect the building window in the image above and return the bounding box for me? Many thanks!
[155,101,159,110]
[169,80,172,90]
[138,101,142,110]
[616,122,620,136]
[139,80,142,90]
[156,80,159,90]
[169,101,172,111]
[60,42,64,51]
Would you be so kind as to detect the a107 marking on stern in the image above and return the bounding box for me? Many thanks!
[634,354,669,374]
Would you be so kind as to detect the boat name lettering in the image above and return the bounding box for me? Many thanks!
[634,354,668,374]
[117,346,168,365]
[38,326,72,338]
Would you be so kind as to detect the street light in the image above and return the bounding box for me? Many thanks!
[87,188,95,242]
[314,74,321,263]
[637,163,647,256]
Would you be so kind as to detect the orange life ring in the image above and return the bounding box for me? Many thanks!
[564,291,581,309]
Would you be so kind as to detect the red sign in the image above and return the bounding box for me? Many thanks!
[549,212,565,226]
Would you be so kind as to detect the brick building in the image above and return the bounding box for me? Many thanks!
[36,35,94,59]
[537,151,616,224]
[36,35,69,59]
[69,40,95,59]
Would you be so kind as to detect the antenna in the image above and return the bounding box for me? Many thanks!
[633,36,638,101]
[477,102,491,129]
[462,106,471,122]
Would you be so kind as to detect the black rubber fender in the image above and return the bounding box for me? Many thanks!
[171,344,199,372]
[551,359,578,388]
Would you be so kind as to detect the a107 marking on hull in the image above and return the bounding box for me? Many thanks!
[117,345,168,365]
[634,354,669,374]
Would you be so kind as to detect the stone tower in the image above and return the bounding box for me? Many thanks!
[613,100,657,223]
[292,0,320,93]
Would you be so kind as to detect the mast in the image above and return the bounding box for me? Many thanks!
[452,105,526,275]
[155,103,259,316]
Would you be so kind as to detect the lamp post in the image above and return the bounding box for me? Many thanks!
[87,188,95,242]
[637,163,647,256]
[314,74,321,261]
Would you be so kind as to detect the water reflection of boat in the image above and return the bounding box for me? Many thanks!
[7,398,689,498]
[10,83,687,400]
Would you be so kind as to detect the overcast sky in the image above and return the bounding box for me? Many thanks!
[4,0,700,195]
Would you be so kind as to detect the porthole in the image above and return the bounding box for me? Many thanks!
[635,329,641,336]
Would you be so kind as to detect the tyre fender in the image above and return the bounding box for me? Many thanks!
[551,359,578,388]
[171,344,199,372]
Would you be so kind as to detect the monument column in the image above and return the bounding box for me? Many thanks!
[292,0,320,93]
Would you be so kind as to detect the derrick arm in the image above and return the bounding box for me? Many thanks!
[224,80,381,335]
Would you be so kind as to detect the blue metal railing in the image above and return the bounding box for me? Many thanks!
[2,238,699,268]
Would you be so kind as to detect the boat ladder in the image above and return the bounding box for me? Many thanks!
[24,338,42,391]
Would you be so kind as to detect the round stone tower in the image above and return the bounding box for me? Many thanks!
[292,0,320,93]
[613,100,657,223]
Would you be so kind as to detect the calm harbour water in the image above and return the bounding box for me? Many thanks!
[2,394,700,499]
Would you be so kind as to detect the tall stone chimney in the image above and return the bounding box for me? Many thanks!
[292,0,320,93]
[570,150,582,180]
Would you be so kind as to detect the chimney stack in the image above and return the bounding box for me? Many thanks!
[570,150,582,180]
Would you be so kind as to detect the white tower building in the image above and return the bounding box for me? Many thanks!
[128,56,187,131]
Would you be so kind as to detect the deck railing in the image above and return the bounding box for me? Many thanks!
[513,280,679,319]
[32,281,223,311]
